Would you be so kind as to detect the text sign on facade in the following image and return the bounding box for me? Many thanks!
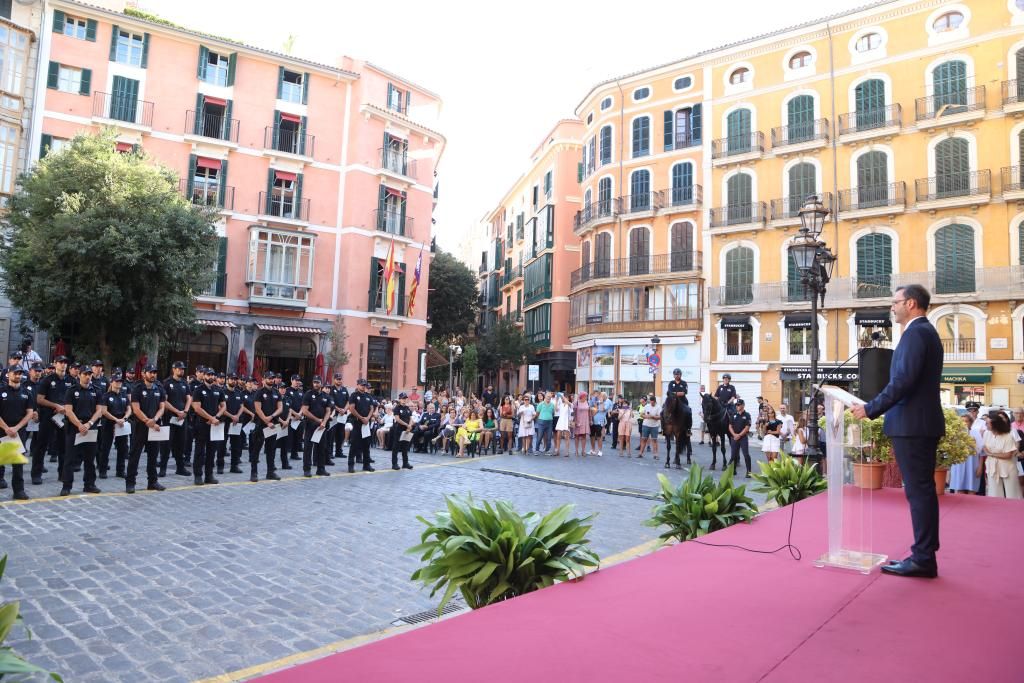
[780,366,859,382]
[528,364,539,381]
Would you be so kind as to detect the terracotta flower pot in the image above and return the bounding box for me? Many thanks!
[934,467,948,496]
[853,461,885,489]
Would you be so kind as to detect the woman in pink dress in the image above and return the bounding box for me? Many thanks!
[572,392,591,457]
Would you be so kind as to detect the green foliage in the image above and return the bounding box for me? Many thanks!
[425,251,479,345]
[408,496,600,613]
[752,454,827,507]
[0,555,63,681]
[0,131,218,368]
[856,414,893,463]
[645,465,758,543]
[936,407,974,469]
[477,317,534,375]
[325,316,351,372]
[122,8,240,45]
[460,344,478,392]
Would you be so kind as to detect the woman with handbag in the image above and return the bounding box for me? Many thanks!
[554,393,571,457]
[572,392,590,457]
[498,396,515,454]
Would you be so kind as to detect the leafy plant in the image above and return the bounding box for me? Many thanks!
[936,407,974,469]
[645,465,758,543]
[752,453,827,507]
[408,496,599,613]
[0,555,63,681]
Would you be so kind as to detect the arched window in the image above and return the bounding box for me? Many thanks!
[932,11,964,32]
[726,172,752,224]
[631,117,650,157]
[932,60,967,114]
[856,151,889,207]
[583,188,592,219]
[671,162,693,206]
[934,137,970,196]
[726,108,751,153]
[854,78,886,130]
[725,246,754,305]
[670,222,694,271]
[856,233,892,297]
[729,67,750,85]
[581,240,591,280]
[594,232,612,278]
[789,51,812,69]
[598,177,612,216]
[1015,47,1024,103]
[934,223,975,294]
[630,170,650,211]
[673,76,692,90]
[632,87,650,101]
[787,94,815,142]
[600,97,612,111]
[599,125,612,166]
[855,32,882,52]
[628,227,650,275]
[788,163,816,215]
[935,313,976,359]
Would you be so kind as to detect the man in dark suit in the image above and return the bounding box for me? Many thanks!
[851,284,944,578]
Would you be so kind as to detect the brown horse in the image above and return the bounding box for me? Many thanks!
[661,393,692,469]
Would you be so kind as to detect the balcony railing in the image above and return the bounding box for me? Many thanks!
[248,281,310,306]
[837,104,902,135]
[179,178,235,210]
[665,184,702,209]
[573,198,619,231]
[1003,80,1024,107]
[1002,167,1024,194]
[258,191,311,222]
[379,147,417,178]
[570,251,703,288]
[375,208,412,236]
[914,170,990,202]
[503,264,523,286]
[185,110,240,143]
[569,306,703,336]
[93,91,154,127]
[838,182,906,213]
[618,191,664,214]
[263,126,315,156]
[771,118,829,147]
[199,272,226,298]
[478,262,487,275]
[711,132,765,159]
[370,296,408,317]
[770,192,833,222]
[915,85,986,121]
[941,337,976,361]
[709,202,767,228]
[671,133,700,150]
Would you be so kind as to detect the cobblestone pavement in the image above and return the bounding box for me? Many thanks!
[0,433,770,682]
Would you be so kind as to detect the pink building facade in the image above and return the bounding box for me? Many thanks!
[34,0,444,396]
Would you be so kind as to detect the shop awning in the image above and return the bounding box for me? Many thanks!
[203,95,227,107]
[720,316,751,330]
[279,112,301,123]
[784,313,813,329]
[856,308,891,327]
[256,324,322,334]
[274,170,297,182]
[941,366,992,384]
[424,346,448,368]
[196,319,236,328]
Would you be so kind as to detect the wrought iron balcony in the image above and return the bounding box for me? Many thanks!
[263,125,315,157]
[179,178,235,210]
[569,306,702,336]
[617,191,664,215]
[374,208,413,236]
[770,193,833,222]
[837,104,901,136]
[838,182,905,213]
[570,252,703,289]
[711,132,765,160]
[185,110,240,143]
[503,264,523,287]
[709,202,767,228]
[914,170,990,203]
[199,272,227,298]
[1003,80,1024,107]
[379,147,417,179]
[670,133,700,150]
[664,184,702,210]
[770,118,829,148]
[1003,167,1024,194]
[93,91,154,127]
[258,191,311,222]
[915,86,986,122]
[573,198,619,232]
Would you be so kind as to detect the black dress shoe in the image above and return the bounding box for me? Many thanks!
[194,478,204,486]
[363,465,375,472]
[348,466,356,473]
[31,476,42,486]
[249,474,258,483]
[84,485,101,494]
[59,487,71,496]
[204,477,219,485]
[115,471,125,479]
[158,468,167,478]
[266,472,281,481]
[402,463,413,469]
[392,464,401,470]
[147,482,166,492]
[177,468,193,477]
[125,486,135,494]
[303,471,312,478]
[326,459,335,466]
[315,469,330,477]
[217,467,224,475]
[229,467,243,474]
[0,478,6,489]
[281,464,293,470]
[880,559,937,579]
[13,490,29,500]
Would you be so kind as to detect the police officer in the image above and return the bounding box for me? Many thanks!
[391,392,414,471]
[727,398,753,478]
[223,373,246,473]
[274,382,295,469]
[0,351,23,385]
[159,360,192,478]
[190,369,226,486]
[347,379,375,473]
[22,362,43,458]
[90,360,109,396]
[30,355,70,485]
[242,377,258,463]
[667,369,689,406]
[715,373,737,408]
[300,377,332,477]
[0,366,33,500]
[61,366,103,496]
[413,402,440,453]
[328,374,349,465]
[286,375,304,462]
[126,364,167,494]
[251,372,283,482]
[99,374,130,479]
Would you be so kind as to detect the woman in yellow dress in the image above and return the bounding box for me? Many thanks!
[457,409,482,457]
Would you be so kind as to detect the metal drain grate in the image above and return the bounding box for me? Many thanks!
[394,601,465,625]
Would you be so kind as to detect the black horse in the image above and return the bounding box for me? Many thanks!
[701,393,731,470]
[661,394,692,469]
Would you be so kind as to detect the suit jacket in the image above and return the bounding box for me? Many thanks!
[864,316,945,438]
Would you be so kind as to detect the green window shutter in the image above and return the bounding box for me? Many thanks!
[725,247,753,304]
[935,137,969,195]
[577,162,583,183]
[276,66,284,99]
[935,224,975,294]
[856,233,892,296]
[377,185,387,229]
[857,151,888,206]
[1019,223,1024,267]
[787,95,814,141]
[215,237,228,297]
[788,163,816,209]
[399,192,407,236]
[46,61,59,89]
[193,93,204,134]
[397,270,406,314]
[109,25,119,61]
[786,250,804,300]
[79,68,91,95]
[302,73,310,104]
[544,171,551,196]
[726,109,751,152]
[854,79,885,129]
[663,110,674,151]
[404,89,411,113]
[691,104,702,142]
[218,159,229,207]
[298,115,308,156]
[272,110,281,148]
[933,60,967,110]
[40,133,52,158]
[227,53,237,86]
[52,10,64,33]
[197,46,208,80]
[223,100,233,140]
[368,258,380,310]
[294,173,303,218]
[386,83,394,106]
[86,19,97,42]
[672,162,693,203]
[266,167,275,213]
[186,154,197,199]
[727,172,751,206]
[141,33,150,69]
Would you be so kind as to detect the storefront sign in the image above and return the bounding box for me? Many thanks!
[784,314,813,329]
[940,366,992,384]
[990,338,1008,349]
[721,316,752,330]
[780,366,859,382]
[855,308,892,327]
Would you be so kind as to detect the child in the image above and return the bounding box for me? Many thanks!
[617,400,635,454]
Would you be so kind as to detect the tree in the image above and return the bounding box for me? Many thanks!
[0,131,218,368]
[326,315,351,379]
[477,318,534,392]
[461,343,478,394]
[426,250,478,345]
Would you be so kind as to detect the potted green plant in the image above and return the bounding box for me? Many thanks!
[934,407,974,496]
[645,464,758,543]
[752,453,827,506]
[850,414,893,489]
[0,554,64,681]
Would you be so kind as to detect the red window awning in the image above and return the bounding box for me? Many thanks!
[115,142,134,152]
[280,112,301,123]
[204,96,227,107]
[385,187,405,198]
[196,157,222,170]
[275,170,297,182]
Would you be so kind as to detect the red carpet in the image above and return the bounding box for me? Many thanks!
[257,491,1023,683]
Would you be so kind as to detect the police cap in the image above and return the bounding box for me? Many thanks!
[228,372,238,380]
[80,366,94,375]
[172,361,186,370]
[398,392,408,399]
[311,376,322,384]
[143,364,157,373]
[30,362,43,371]
[91,359,103,367]
[291,374,301,381]
[673,368,682,375]
[53,355,68,363]
[333,373,343,380]
[110,374,123,383]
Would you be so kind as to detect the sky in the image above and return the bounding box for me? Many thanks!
[150,0,869,263]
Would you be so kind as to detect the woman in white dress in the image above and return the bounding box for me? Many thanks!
[517,396,537,454]
[761,406,781,463]
[790,415,808,465]
[554,393,571,457]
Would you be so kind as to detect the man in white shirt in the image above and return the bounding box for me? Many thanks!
[778,403,796,454]
[638,395,661,458]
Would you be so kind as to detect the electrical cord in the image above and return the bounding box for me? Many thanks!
[690,499,802,561]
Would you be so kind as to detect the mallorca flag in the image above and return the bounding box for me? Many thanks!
[383,239,397,314]
[407,247,423,316]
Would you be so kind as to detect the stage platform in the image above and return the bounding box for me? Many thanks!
[256,490,1023,682]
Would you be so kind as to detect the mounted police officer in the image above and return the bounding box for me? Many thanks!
[715,373,737,408]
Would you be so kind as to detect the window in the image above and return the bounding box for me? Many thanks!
[673,76,692,91]
[856,233,892,297]
[671,162,693,205]
[40,135,71,157]
[525,304,551,347]
[532,185,539,210]
[586,112,593,125]
[726,172,753,224]
[280,69,304,103]
[856,151,889,207]
[386,82,408,113]
[57,65,82,94]
[631,117,650,158]
[630,170,650,211]
[273,111,307,154]
[729,67,750,85]
[855,32,882,52]
[665,104,702,150]
[628,228,650,275]
[270,175,296,218]
[726,108,752,153]
[788,328,813,357]
[598,177,612,216]
[63,16,87,40]
[544,170,552,198]
[934,137,970,196]
[932,60,968,113]
[854,78,886,129]
[726,328,753,357]
[191,157,221,207]
[786,95,815,142]
[725,246,754,305]
[788,163,816,214]
[935,313,976,359]
[248,229,314,303]
[199,49,230,86]
[113,29,146,67]
[934,223,975,294]
[0,25,29,95]
[599,125,612,165]
[581,241,591,270]
[670,222,694,271]
[932,11,964,32]
[0,123,16,195]
[377,186,406,234]
[786,251,810,302]
[632,86,650,101]
[788,51,813,69]
[595,232,612,277]
[600,96,612,111]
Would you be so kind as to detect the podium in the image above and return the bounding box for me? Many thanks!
[813,384,889,573]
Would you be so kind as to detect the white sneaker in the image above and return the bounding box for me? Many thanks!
[597,451,603,457]
[587,449,593,455]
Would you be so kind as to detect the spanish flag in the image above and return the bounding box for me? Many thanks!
[407,247,423,316]
[383,239,397,314]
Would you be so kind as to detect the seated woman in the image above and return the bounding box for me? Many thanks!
[376,407,395,449]
[481,407,497,454]
[457,409,483,457]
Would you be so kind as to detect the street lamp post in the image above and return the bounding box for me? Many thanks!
[448,344,462,393]
[790,196,836,463]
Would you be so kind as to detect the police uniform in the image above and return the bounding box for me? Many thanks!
[126,375,166,493]
[414,408,440,453]
[347,384,374,472]
[328,383,349,462]
[714,382,737,407]
[242,383,258,463]
[273,387,294,469]
[224,380,246,473]
[99,384,130,478]
[391,399,414,470]
[667,379,689,406]
[301,386,332,476]
[63,377,102,493]
[161,369,192,476]
[251,379,283,482]
[727,407,753,475]
[0,375,32,498]
[190,380,225,485]
[286,381,304,462]
[90,364,109,397]
[30,367,71,483]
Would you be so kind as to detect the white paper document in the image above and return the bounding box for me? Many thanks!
[276,426,289,439]
[51,414,65,428]
[290,419,301,430]
[263,426,277,438]
[147,426,171,442]
[242,422,255,435]
[210,423,225,442]
[114,422,131,438]
[311,427,325,443]
[399,431,413,443]
[26,420,38,433]
[74,429,98,445]
[170,416,185,426]
[228,423,242,436]
[361,424,370,439]
[1,435,24,453]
